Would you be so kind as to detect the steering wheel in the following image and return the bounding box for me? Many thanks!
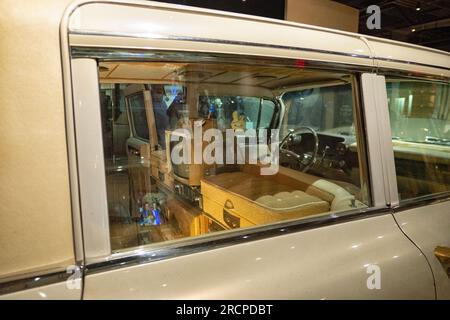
[279,126,319,172]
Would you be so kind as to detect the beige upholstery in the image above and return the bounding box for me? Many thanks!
[241,164,335,202]
[242,164,366,211]
[201,171,330,225]
[256,190,328,211]
[212,171,330,212]
[307,180,358,211]
[201,164,367,228]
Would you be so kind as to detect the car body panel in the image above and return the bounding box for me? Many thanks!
[1,280,82,300]
[0,0,76,281]
[68,2,374,68]
[394,201,450,299]
[368,38,450,77]
[66,1,450,79]
[84,214,434,299]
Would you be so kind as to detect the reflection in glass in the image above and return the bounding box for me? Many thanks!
[98,59,371,252]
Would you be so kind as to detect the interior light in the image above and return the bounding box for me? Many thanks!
[416,2,421,11]
[411,28,416,32]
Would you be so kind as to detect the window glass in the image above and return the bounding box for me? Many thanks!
[282,84,355,137]
[198,95,276,130]
[150,84,187,150]
[129,93,149,141]
[99,58,370,252]
[386,79,449,200]
[100,83,129,164]
[280,83,363,193]
[260,99,276,129]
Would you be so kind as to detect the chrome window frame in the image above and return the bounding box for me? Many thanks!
[0,266,82,296]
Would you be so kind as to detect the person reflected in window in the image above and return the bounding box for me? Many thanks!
[151,85,169,148]
[167,93,182,129]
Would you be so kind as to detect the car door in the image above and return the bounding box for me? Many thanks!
[65,2,436,299]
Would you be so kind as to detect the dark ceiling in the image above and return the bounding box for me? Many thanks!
[151,0,285,19]
[151,0,449,52]
[334,0,450,52]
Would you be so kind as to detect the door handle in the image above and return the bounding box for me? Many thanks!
[434,246,450,264]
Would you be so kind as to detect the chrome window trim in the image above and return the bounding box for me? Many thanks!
[69,30,374,60]
[374,56,450,72]
[393,191,450,212]
[71,47,449,82]
[0,265,83,296]
[71,46,376,73]
[377,68,450,82]
[68,30,450,73]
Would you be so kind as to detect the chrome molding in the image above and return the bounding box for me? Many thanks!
[69,30,450,72]
[71,47,376,73]
[377,67,450,82]
[85,206,391,275]
[0,265,83,296]
[393,191,450,212]
[70,30,374,60]
[70,46,449,82]
[375,56,450,72]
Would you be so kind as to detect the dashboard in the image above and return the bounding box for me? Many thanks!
[280,132,359,183]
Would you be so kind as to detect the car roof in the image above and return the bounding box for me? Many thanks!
[67,0,450,77]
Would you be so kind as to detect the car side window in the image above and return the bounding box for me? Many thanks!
[128,93,149,141]
[386,78,450,201]
[98,57,371,252]
[280,83,364,198]
[197,95,276,130]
